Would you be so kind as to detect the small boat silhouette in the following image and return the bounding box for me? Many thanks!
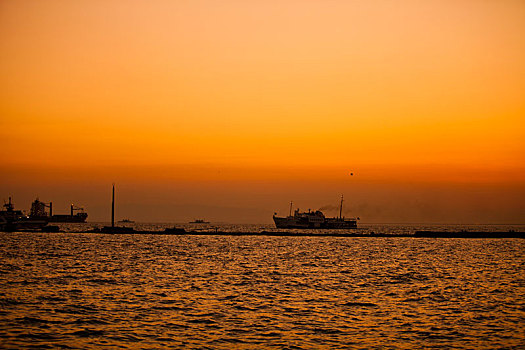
[190,219,210,224]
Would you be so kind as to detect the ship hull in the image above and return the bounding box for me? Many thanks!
[273,215,357,229]
[273,216,310,229]
[49,214,88,223]
[0,217,49,232]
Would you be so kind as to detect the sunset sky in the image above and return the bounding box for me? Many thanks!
[1,0,524,223]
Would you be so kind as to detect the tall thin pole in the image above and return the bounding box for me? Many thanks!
[289,201,293,217]
[111,184,115,228]
[339,195,344,219]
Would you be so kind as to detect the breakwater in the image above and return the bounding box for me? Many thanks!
[6,226,524,238]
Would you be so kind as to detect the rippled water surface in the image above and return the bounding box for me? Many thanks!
[0,227,524,348]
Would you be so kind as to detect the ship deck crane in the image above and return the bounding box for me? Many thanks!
[70,204,84,216]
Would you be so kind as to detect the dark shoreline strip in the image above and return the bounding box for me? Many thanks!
[414,231,524,238]
[3,228,524,238]
[82,229,524,238]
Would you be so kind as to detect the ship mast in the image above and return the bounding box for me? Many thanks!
[339,195,344,219]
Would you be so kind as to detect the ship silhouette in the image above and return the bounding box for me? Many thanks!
[190,219,210,224]
[29,198,88,223]
[273,196,358,229]
[0,197,49,231]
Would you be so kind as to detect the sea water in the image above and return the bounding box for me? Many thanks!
[0,224,523,349]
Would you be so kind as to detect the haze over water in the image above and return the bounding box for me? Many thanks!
[1,227,524,349]
[1,0,524,224]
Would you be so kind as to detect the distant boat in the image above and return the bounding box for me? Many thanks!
[273,196,358,229]
[118,219,135,223]
[190,219,210,224]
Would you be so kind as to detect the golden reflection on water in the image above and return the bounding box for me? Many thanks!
[0,232,523,348]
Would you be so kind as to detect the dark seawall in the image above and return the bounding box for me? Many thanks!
[85,227,525,238]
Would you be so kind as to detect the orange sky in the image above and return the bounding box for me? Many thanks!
[1,1,524,223]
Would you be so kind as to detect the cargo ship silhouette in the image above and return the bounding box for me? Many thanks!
[0,197,49,231]
[30,198,87,223]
